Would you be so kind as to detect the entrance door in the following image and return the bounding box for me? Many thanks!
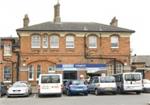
[63,71,77,80]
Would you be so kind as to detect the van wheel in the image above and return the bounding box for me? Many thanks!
[95,89,99,95]
[38,94,41,97]
[57,94,62,97]
[136,92,141,95]
[67,90,71,96]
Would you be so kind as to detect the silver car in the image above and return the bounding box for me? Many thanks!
[7,81,32,97]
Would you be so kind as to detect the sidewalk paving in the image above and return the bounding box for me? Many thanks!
[32,86,38,94]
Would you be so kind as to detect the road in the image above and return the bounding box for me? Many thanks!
[0,93,150,105]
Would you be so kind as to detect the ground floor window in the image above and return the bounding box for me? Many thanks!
[37,65,41,80]
[28,65,34,80]
[3,66,11,82]
[63,71,77,80]
[107,61,124,75]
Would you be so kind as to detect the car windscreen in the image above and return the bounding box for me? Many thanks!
[41,75,60,83]
[13,83,27,87]
[72,80,84,85]
[125,74,141,81]
[100,76,115,83]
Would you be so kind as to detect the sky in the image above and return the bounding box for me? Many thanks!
[0,0,150,55]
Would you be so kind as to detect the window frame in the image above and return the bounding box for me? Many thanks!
[88,35,97,48]
[31,35,41,48]
[66,35,75,48]
[111,35,119,48]
[42,35,48,48]
[36,65,41,80]
[4,44,12,56]
[50,35,59,48]
[3,66,11,83]
[28,65,34,81]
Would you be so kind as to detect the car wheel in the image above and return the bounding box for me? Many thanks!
[95,89,99,96]
[112,92,117,95]
[66,90,71,96]
[84,93,88,96]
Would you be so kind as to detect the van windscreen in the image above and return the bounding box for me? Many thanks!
[41,75,60,83]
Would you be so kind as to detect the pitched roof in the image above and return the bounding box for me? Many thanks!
[131,55,150,67]
[16,22,135,33]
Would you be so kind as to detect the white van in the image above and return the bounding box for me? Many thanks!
[88,76,117,95]
[113,72,143,94]
[38,74,63,97]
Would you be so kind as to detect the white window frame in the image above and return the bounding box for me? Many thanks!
[36,65,41,80]
[42,35,48,48]
[3,66,11,83]
[88,36,97,48]
[66,35,75,48]
[28,65,34,81]
[111,36,119,48]
[50,35,59,48]
[31,35,41,48]
[4,44,12,56]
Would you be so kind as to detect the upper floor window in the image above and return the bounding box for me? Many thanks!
[42,35,48,48]
[88,35,97,48]
[31,35,41,48]
[66,35,74,48]
[50,35,59,48]
[3,66,11,82]
[111,35,119,48]
[4,44,12,56]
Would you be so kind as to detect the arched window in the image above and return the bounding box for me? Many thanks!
[50,35,59,48]
[88,35,97,48]
[42,35,48,48]
[3,66,11,82]
[66,35,74,48]
[28,65,34,80]
[111,35,119,48]
[31,35,41,48]
[37,65,41,80]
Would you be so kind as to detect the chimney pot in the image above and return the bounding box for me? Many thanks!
[110,16,118,27]
[23,14,29,28]
[53,2,61,23]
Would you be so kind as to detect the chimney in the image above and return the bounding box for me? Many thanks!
[23,14,29,28]
[110,17,118,27]
[53,1,61,23]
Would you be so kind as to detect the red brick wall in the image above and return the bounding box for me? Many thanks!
[19,33,131,84]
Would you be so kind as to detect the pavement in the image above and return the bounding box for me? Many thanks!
[32,86,38,94]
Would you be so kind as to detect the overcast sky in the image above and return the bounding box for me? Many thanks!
[0,0,149,55]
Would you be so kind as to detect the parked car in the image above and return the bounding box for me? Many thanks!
[7,81,32,97]
[88,76,117,95]
[63,80,88,96]
[0,82,7,97]
[143,79,150,93]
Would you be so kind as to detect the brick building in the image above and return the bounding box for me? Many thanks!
[0,37,19,84]
[131,55,150,80]
[15,2,135,85]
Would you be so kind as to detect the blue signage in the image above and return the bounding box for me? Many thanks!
[56,64,106,68]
